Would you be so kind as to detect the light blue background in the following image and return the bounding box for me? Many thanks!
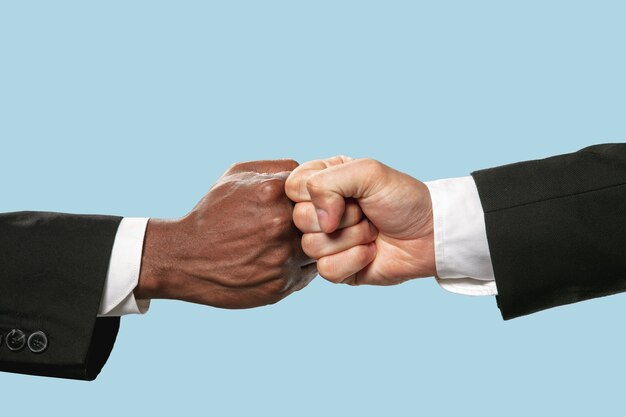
[1,1,625,415]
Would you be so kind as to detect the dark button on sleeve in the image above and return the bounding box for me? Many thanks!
[27,331,48,353]
[6,329,26,351]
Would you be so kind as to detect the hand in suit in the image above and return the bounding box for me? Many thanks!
[135,159,319,308]
[287,145,626,321]
[285,156,436,285]
[0,159,324,380]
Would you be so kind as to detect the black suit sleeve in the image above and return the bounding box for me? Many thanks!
[471,144,626,320]
[0,211,122,380]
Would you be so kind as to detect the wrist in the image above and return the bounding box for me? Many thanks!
[418,201,437,278]
[135,218,181,300]
[410,180,437,279]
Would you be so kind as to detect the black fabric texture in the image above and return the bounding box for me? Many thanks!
[472,144,626,319]
[0,211,122,380]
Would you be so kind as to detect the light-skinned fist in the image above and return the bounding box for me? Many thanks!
[285,156,436,286]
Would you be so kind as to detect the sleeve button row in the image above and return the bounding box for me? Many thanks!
[0,330,48,353]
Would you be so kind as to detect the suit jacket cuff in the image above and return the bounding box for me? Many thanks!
[0,212,123,380]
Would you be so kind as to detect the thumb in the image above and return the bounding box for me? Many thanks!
[306,159,387,233]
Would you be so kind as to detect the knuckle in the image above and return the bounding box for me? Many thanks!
[258,179,286,203]
[362,158,384,174]
[305,174,324,193]
[358,244,377,269]
[265,212,293,233]
[301,234,320,259]
[229,162,242,171]
[285,175,299,198]
[263,178,285,194]
[329,155,347,165]
[282,159,299,171]
[293,203,314,230]
[349,220,374,244]
[327,155,353,166]
[356,245,372,264]
[317,257,343,283]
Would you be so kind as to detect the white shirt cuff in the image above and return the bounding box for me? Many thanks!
[425,176,498,296]
[98,217,151,316]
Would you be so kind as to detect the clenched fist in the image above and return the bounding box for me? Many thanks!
[135,160,318,309]
[285,156,436,286]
